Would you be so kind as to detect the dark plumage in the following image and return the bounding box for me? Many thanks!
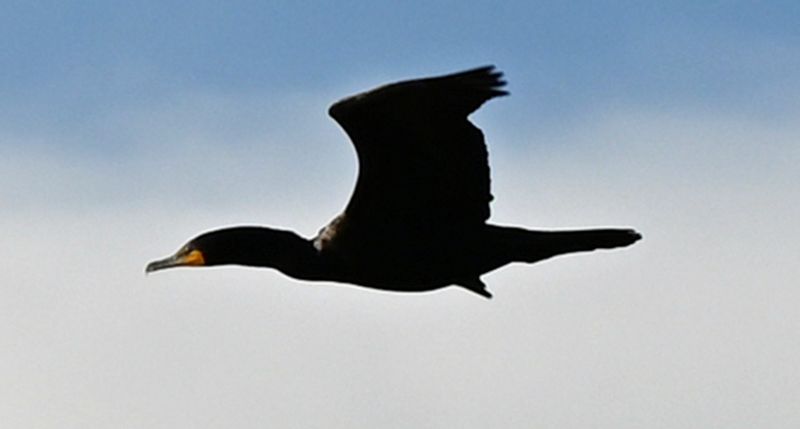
[146,66,641,298]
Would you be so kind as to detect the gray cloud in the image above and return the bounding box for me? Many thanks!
[2,90,798,428]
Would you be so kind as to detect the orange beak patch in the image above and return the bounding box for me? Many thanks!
[145,248,206,273]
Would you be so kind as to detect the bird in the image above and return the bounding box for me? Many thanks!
[146,66,641,298]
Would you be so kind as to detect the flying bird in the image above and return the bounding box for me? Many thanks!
[146,66,641,298]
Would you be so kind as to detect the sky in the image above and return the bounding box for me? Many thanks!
[2,1,799,428]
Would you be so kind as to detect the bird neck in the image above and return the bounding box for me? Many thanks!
[237,227,331,281]
[267,233,330,281]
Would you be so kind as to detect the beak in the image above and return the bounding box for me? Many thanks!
[145,249,205,274]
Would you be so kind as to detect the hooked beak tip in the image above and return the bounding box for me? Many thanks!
[145,257,173,274]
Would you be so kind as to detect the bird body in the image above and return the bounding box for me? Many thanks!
[146,66,641,298]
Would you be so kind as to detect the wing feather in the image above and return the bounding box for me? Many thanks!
[329,66,507,230]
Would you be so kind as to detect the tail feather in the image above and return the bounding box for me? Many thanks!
[492,226,642,263]
[552,229,642,253]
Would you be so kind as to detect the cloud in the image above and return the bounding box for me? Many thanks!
[1,89,355,232]
[2,86,799,428]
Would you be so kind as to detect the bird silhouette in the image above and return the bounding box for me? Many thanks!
[146,66,641,298]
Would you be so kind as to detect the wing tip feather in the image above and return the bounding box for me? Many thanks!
[445,65,509,99]
[329,65,509,122]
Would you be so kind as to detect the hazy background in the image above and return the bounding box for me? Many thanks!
[2,1,799,427]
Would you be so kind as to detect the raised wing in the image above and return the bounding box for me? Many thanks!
[329,66,507,231]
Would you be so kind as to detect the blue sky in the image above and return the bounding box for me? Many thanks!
[2,2,799,428]
[5,1,798,123]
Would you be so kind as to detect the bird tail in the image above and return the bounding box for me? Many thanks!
[491,226,642,263]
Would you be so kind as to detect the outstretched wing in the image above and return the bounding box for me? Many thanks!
[329,66,507,231]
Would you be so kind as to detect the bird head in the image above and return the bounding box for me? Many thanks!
[145,227,306,273]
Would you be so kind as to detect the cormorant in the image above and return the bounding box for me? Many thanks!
[146,66,641,298]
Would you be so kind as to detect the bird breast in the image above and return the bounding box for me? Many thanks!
[312,213,349,254]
